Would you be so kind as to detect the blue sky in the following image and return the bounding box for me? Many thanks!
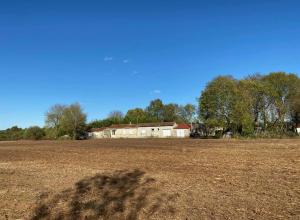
[1,0,300,129]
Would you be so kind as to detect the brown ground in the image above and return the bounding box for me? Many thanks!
[0,139,299,220]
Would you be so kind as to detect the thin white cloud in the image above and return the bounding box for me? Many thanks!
[104,56,113,62]
[123,59,129,63]
[152,89,161,94]
[131,70,139,76]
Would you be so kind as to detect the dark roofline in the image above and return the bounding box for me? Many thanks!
[90,127,107,132]
[137,122,176,127]
[109,124,137,129]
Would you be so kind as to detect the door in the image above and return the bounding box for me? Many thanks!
[162,129,171,137]
[111,130,116,137]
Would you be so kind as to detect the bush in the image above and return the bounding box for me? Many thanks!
[24,126,45,140]
[0,126,24,141]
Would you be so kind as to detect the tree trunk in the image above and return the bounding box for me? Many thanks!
[73,129,76,140]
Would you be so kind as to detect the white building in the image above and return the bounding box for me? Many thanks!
[297,123,300,134]
[88,127,106,139]
[109,124,139,138]
[89,122,191,139]
[174,123,191,137]
[136,122,176,138]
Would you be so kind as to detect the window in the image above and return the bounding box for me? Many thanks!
[158,128,160,131]
[112,130,116,135]
[151,128,154,131]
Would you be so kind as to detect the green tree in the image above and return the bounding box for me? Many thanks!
[199,76,240,132]
[162,103,181,122]
[233,82,255,135]
[262,72,300,132]
[179,104,197,123]
[45,104,66,139]
[290,87,300,126]
[0,126,24,141]
[61,103,87,140]
[88,120,105,129]
[108,111,124,124]
[237,75,268,134]
[199,72,300,136]
[24,126,45,140]
[146,99,164,122]
[88,118,114,129]
[124,108,148,124]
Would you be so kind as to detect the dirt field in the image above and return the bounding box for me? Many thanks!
[0,139,299,220]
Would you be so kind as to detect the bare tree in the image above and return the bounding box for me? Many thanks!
[108,111,124,124]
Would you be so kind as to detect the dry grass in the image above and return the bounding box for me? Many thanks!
[0,139,299,219]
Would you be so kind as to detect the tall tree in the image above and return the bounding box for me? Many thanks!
[146,99,164,122]
[262,72,300,132]
[290,87,300,126]
[199,76,240,132]
[45,104,66,139]
[108,111,124,124]
[88,118,114,129]
[199,72,300,136]
[179,104,197,123]
[61,103,87,140]
[238,75,268,133]
[124,108,148,124]
[162,103,181,122]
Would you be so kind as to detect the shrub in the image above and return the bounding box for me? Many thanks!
[24,126,45,140]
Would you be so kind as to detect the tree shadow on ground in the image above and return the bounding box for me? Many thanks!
[31,169,176,220]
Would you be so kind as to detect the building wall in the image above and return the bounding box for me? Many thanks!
[174,129,190,138]
[137,126,174,138]
[89,131,104,139]
[90,123,192,139]
[297,128,300,134]
[103,130,111,138]
[109,125,176,138]
[110,128,138,138]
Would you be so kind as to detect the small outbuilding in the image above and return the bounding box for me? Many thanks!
[174,123,191,138]
[297,123,300,134]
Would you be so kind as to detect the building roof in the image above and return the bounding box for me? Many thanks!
[174,123,191,129]
[109,124,137,129]
[137,122,176,127]
[108,122,176,129]
[90,127,107,132]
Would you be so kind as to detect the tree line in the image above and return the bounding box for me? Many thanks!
[0,103,87,141]
[88,100,196,129]
[0,100,196,140]
[199,72,300,137]
[0,71,299,140]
